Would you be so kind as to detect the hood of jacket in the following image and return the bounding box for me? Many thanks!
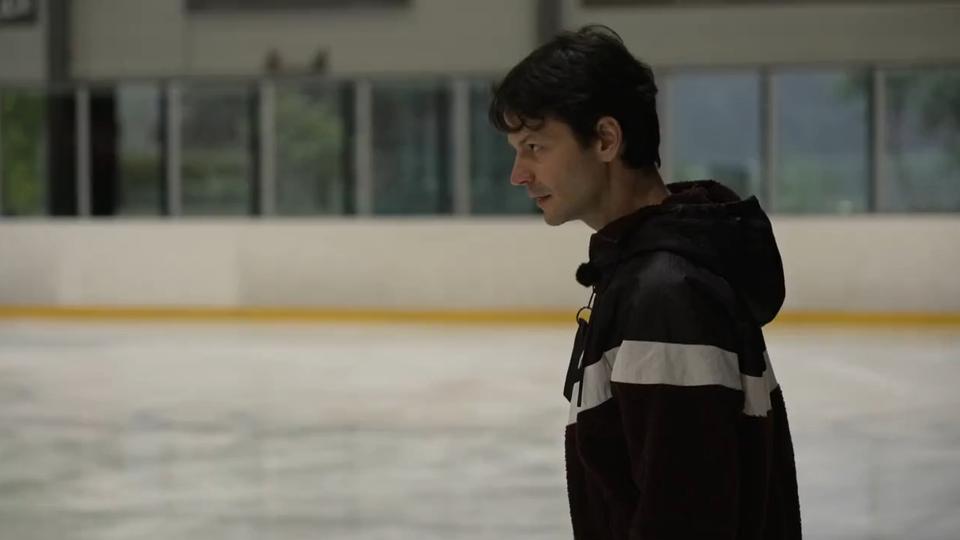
[576,180,785,326]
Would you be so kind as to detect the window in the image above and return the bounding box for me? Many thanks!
[275,81,352,215]
[108,84,164,215]
[371,82,450,215]
[773,70,869,214]
[4,66,955,219]
[180,84,257,215]
[881,68,960,212]
[582,0,932,5]
[186,0,410,12]
[668,71,763,203]
[468,81,535,215]
[0,0,38,24]
[1,89,46,216]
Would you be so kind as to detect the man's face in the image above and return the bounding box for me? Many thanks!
[507,118,606,226]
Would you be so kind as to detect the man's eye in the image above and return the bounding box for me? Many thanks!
[527,143,541,152]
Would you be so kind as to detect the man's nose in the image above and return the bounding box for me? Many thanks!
[510,159,532,186]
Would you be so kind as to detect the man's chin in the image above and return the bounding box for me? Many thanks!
[541,212,568,227]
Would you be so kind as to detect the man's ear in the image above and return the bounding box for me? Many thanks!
[594,116,623,163]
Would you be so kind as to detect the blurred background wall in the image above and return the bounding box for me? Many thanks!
[1,0,959,318]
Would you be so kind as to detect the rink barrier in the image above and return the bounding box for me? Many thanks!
[0,306,959,327]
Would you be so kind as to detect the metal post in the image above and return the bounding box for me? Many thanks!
[76,86,91,217]
[354,80,373,216]
[165,82,182,217]
[870,67,886,213]
[0,91,4,217]
[451,78,471,216]
[258,79,277,216]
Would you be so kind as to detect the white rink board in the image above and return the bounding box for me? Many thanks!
[1,217,959,313]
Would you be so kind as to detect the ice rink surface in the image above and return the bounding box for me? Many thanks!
[1,320,958,539]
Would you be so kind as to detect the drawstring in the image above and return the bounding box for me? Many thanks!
[576,287,596,408]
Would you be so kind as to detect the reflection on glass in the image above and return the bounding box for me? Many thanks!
[275,82,351,215]
[115,84,163,215]
[669,71,762,203]
[371,82,450,215]
[882,68,960,212]
[469,81,534,215]
[181,84,256,215]
[0,90,46,216]
[774,70,869,214]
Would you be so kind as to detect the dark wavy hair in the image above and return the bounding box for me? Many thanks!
[489,25,660,170]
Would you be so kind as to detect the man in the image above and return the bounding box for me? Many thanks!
[489,25,801,539]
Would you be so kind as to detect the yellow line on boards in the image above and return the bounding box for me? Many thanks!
[772,310,960,327]
[0,306,958,327]
[0,306,574,326]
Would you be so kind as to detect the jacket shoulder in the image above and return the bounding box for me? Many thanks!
[620,251,732,300]
[608,251,740,349]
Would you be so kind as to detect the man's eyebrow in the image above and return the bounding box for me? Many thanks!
[508,133,531,149]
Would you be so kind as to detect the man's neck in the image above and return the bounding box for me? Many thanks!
[584,166,670,231]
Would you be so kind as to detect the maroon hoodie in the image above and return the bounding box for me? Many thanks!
[563,180,801,539]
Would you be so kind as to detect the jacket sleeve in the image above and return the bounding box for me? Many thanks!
[610,274,744,540]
